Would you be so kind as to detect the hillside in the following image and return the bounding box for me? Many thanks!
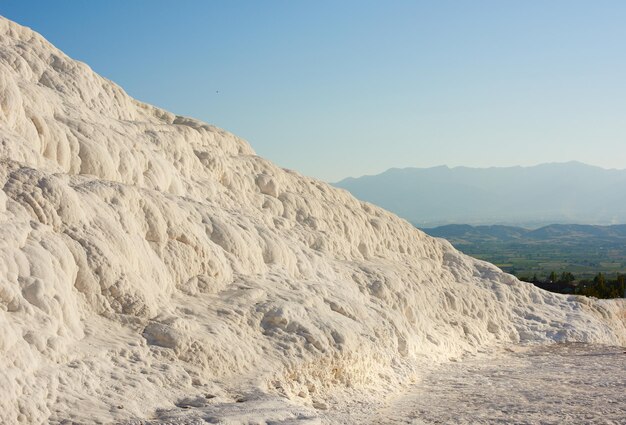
[423,224,626,280]
[334,163,626,227]
[0,16,624,424]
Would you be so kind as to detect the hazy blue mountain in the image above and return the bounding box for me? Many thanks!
[525,223,626,240]
[423,223,626,243]
[334,162,626,227]
[424,224,529,241]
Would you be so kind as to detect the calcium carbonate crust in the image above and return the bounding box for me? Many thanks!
[0,16,624,424]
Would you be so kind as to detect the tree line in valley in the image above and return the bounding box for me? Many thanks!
[520,272,625,299]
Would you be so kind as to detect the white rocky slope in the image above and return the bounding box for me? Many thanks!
[0,16,624,424]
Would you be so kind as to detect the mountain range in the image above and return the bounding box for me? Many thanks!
[423,223,626,242]
[334,162,626,227]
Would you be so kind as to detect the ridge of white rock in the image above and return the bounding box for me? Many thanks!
[0,16,624,424]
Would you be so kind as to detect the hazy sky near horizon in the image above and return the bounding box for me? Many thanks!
[3,1,626,181]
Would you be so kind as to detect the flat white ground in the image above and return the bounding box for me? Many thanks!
[371,343,626,425]
[120,343,625,424]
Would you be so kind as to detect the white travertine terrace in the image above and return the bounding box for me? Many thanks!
[0,16,624,424]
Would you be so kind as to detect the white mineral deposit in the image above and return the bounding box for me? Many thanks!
[0,16,623,424]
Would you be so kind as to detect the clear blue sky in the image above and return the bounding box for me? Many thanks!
[2,1,626,181]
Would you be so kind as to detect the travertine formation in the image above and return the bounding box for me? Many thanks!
[0,17,623,424]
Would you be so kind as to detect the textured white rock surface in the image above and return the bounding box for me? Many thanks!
[373,343,626,425]
[0,16,624,424]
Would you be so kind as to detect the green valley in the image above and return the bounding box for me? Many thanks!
[421,223,626,297]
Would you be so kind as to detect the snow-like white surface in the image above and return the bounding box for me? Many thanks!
[375,343,626,425]
[137,344,626,424]
[0,16,624,424]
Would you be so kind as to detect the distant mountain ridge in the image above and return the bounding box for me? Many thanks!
[423,223,626,242]
[334,162,626,227]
